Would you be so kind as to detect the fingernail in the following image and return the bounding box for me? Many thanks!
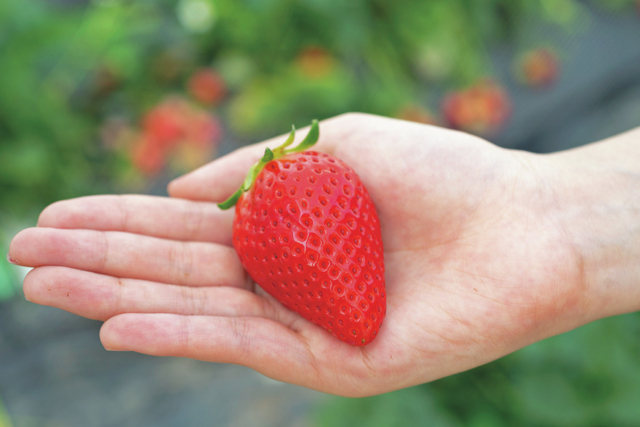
[7,253,17,265]
[24,293,31,302]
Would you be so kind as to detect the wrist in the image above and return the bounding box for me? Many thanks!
[545,129,640,320]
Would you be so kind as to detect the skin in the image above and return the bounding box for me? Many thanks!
[7,113,640,397]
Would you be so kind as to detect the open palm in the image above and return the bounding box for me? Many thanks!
[9,113,587,397]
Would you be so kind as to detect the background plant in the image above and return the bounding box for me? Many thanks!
[1,0,639,425]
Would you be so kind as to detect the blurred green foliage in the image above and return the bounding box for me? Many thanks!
[0,0,580,218]
[0,397,13,427]
[1,0,636,218]
[1,0,145,216]
[215,0,547,134]
[1,0,639,423]
[315,312,640,427]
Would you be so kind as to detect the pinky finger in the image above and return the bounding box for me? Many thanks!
[100,313,322,388]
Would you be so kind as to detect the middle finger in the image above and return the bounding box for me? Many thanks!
[37,195,235,244]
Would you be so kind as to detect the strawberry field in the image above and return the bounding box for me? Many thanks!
[1,0,640,426]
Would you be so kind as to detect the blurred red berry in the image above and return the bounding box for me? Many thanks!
[130,96,222,176]
[296,46,335,78]
[396,105,438,125]
[516,49,559,89]
[132,135,166,175]
[187,68,226,106]
[442,79,511,135]
[142,98,186,150]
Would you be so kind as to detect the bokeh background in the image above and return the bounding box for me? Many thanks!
[2,0,640,426]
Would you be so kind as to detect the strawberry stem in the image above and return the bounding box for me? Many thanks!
[218,120,319,210]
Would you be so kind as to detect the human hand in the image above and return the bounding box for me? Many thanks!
[9,114,636,397]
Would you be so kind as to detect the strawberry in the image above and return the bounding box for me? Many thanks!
[187,68,227,106]
[516,48,559,89]
[219,121,386,346]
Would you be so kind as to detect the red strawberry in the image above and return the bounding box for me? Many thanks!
[516,48,559,89]
[219,121,386,346]
[442,79,511,135]
[187,68,226,106]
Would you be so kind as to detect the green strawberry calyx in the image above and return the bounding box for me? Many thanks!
[218,119,319,210]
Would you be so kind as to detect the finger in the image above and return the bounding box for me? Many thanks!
[38,195,234,245]
[9,227,246,288]
[23,266,273,321]
[100,313,323,388]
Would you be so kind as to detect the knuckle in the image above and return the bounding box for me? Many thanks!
[230,317,252,359]
[179,286,207,315]
[170,241,194,285]
[117,195,130,231]
[96,231,110,272]
[183,202,204,240]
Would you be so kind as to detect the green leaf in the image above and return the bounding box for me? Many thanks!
[217,121,318,210]
[0,260,16,301]
[242,147,274,191]
[217,187,243,210]
[286,119,319,153]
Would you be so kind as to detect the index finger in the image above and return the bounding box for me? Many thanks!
[38,195,234,244]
